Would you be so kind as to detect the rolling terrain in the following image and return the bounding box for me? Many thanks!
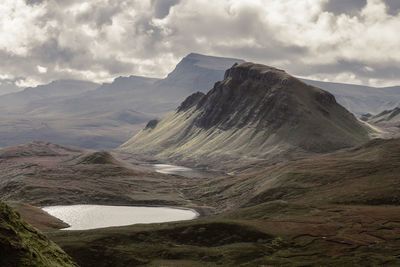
[120,62,372,169]
[48,138,400,266]
[2,135,399,265]
[0,142,205,212]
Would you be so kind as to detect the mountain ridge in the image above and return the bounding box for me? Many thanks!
[120,62,372,168]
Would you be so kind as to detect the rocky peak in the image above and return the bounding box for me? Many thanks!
[223,62,292,86]
[181,63,301,130]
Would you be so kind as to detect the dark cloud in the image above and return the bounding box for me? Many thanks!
[152,0,180,19]
[324,0,366,15]
[26,0,44,5]
[76,1,122,28]
[385,0,400,15]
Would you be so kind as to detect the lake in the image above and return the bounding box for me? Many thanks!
[43,205,198,230]
[152,163,216,178]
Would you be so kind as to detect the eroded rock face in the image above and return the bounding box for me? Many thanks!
[186,63,333,131]
[177,92,205,112]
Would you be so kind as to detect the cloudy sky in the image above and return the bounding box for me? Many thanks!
[0,0,399,94]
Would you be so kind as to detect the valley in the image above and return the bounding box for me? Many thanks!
[2,0,400,265]
[1,59,399,266]
[47,138,400,266]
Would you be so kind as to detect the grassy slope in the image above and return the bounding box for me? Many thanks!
[120,64,372,169]
[0,143,199,208]
[0,202,77,267]
[187,138,400,211]
[50,138,400,266]
[7,201,69,231]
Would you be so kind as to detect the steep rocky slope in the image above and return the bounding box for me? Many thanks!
[363,107,400,138]
[0,201,77,267]
[120,62,372,167]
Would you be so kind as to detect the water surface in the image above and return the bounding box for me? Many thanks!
[152,163,216,178]
[43,205,198,230]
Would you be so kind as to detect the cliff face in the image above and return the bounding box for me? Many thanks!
[0,202,77,267]
[120,62,372,167]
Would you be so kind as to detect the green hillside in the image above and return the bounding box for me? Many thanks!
[0,201,77,267]
[120,62,372,168]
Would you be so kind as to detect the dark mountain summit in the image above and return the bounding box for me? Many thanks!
[120,62,372,167]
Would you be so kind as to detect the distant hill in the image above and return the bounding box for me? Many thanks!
[120,62,372,168]
[368,107,400,123]
[156,53,246,99]
[0,54,244,149]
[27,53,245,116]
[0,79,99,113]
[301,79,400,116]
[364,107,400,138]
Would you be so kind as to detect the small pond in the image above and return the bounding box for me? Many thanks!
[43,205,198,230]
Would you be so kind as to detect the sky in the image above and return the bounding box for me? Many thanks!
[0,0,400,94]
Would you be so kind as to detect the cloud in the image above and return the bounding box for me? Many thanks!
[0,0,399,91]
[324,0,366,15]
[152,0,180,19]
[385,0,400,15]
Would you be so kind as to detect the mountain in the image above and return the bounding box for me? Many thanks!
[301,79,400,116]
[0,79,99,113]
[368,107,400,123]
[0,201,77,267]
[364,107,400,138]
[0,54,244,149]
[119,62,372,167]
[26,53,245,116]
[156,53,246,99]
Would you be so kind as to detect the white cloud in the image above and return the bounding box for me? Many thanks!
[0,0,47,56]
[37,65,47,73]
[0,0,399,87]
